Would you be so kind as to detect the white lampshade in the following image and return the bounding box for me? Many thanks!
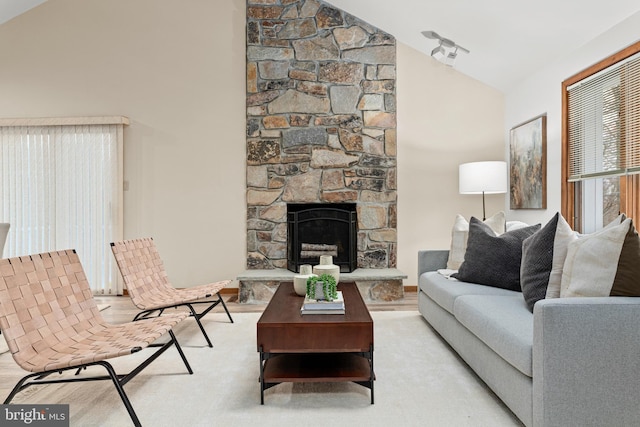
[459,161,507,194]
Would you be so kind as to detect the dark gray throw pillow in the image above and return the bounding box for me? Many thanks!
[452,217,541,291]
[520,213,559,312]
[610,219,640,296]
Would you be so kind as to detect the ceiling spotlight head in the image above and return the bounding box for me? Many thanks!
[431,43,445,60]
[445,48,458,66]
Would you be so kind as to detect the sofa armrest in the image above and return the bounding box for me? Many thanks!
[533,297,640,427]
[417,250,449,277]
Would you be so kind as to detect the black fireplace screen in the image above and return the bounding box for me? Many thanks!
[287,203,357,273]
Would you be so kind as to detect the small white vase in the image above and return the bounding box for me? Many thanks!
[293,264,315,296]
[313,255,340,284]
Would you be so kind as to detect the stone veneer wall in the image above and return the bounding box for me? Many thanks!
[246,0,397,270]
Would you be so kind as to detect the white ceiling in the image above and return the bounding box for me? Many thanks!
[329,0,640,92]
[1,0,639,92]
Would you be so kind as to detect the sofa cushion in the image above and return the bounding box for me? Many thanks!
[446,212,506,270]
[520,213,559,312]
[610,219,640,296]
[419,271,519,315]
[547,213,625,299]
[545,213,578,299]
[453,218,541,291]
[454,294,533,377]
[561,218,631,297]
[506,220,530,231]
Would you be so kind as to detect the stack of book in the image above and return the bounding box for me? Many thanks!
[300,291,345,315]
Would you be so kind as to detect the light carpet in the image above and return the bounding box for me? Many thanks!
[9,311,522,426]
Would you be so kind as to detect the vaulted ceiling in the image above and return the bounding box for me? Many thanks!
[327,0,640,92]
[2,0,640,93]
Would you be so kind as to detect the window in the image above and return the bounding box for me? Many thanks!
[562,41,640,232]
[0,117,127,294]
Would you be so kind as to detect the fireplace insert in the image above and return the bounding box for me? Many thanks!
[287,203,357,273]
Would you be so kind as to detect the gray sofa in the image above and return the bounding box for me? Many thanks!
[418,250,640,427]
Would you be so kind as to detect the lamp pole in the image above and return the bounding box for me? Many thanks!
[482,191,486,221]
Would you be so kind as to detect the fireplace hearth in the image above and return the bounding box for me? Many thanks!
[287,203,357,273]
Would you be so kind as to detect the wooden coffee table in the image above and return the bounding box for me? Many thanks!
[256,281,374,404]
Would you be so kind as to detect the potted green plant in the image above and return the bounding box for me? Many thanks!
[306,273,338,301]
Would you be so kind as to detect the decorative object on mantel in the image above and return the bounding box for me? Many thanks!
[459,161,507,220]
[510,114,547,209]
[293,264,315,297]
[306,273,338,301]
[313,255,340,284]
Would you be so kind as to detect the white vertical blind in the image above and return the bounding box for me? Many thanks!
[567,52,640,181]
[0,118,126,294]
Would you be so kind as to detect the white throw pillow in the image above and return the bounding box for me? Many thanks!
[547,213,626,299]
[560,218,631,297]
[446,211,505,270]
[545,214,578,299]
[506,220,530,232]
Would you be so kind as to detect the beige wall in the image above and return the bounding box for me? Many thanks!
[0,0,248,288]
[0,0,504,288]
[396,43,505,285]
[504,11,640,228]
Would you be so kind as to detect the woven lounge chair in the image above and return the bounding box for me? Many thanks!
[111,237,233,348]
[0,249,193,427]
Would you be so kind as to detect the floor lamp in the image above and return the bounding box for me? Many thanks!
[459,161,507,220]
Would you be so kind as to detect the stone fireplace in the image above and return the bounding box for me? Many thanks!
[241,0,404,302]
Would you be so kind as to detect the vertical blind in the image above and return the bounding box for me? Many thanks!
[567,51,640,181]
[0,118,126,294]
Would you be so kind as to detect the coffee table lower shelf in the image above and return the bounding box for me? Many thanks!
[259,351,375,404]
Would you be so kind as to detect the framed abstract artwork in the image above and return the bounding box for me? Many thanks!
[510,114,547,209]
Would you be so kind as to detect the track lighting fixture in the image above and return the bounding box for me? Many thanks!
[421,30,469,67]
[445,47,458,66]
[431,42,446,60]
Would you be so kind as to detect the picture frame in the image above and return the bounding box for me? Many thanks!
[509,114,547,209]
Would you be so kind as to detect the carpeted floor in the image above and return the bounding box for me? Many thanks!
[5,311,523,426]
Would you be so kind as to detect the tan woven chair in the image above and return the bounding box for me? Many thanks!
[0,249,193,427]
[111,237,233,348]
